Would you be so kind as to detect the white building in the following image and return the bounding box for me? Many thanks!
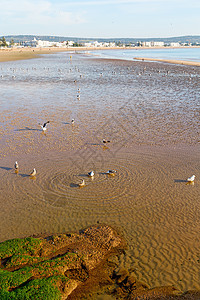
[67,41,74,47]
[142,41,165,47]
[24,37,38,47]
[170,42,180,47]
[83,41,103,47]
[37,40,55,47]
[151,41,165,47]
[142,42,152,47]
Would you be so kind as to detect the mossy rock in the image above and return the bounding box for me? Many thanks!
[0,237,42,260]
[0,276,63,300]
[0,225,124,299]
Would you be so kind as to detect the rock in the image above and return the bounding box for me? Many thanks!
[114,267,129,283]
[126,274,137,287]
[0,225,124,299]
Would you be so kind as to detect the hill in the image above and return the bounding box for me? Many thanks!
[2,35,200,44]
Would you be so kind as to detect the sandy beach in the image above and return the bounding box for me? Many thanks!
[0,50,200,296]
[0,47,74,62]
[0,46,123,62]
[1,46,200,66]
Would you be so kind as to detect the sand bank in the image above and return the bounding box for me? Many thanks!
[1,46,200,66]
[134,57,200,66]
[0,47,72,62]
[0,46,124,62]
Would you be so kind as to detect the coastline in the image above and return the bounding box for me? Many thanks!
[0,46,200,66]
[134,56,200,66]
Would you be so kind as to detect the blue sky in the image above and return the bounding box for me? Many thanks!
[1,0,200,38]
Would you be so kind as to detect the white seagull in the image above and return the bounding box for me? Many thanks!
[88,171,94,177]
[14,161,19,170]
[187,175,195,182]
[71,119,75,124]
[102,139,110,144]
[79,179,85,187]
[106,170,117,174]
[30,168,36,177]
[39,121,50,131]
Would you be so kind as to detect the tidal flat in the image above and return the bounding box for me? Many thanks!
[0,51,199,295]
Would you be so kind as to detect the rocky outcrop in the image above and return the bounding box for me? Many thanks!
[0,225,200,299]
[0,225,124,299]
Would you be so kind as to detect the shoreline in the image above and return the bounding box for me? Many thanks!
[0,46,200,66]
[134,57,200,66]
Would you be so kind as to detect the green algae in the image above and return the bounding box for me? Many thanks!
[0,268,32,291]
[0,237,42,259]
[0,276,63,300]
[0,236,78,299]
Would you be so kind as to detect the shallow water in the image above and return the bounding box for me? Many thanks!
[0,52,200,292]
[90,47,200,62]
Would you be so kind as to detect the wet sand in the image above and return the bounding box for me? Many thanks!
[134,57,200,66]
[0,47,78,62]
[0,47,126,62]
[0,53,200,294]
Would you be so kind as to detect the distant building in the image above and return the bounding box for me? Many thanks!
[170,42,180,47]
[83,41,116,48]
[37,40,55,47]
[151,41,165,47]
[23,38,72,48]
[67,41,74,47]
[83,42,92,47]
[142,42,152,47]
[24,37,38,47]
[142,41,165,47]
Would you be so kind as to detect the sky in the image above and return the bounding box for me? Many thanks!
[1,0,200,38]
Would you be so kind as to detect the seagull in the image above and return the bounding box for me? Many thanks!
[71,119,75,124]
[14,161,19,170]
[88,171,94,177]
[187,175,195,182]
[79,179,85,187]
[30,168,36,177]
[39,121,50,131]
[102,139,110,144]
[106,170,117,174]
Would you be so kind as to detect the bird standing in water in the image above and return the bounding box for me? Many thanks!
[106,170,116,176]
[14,161,19,170]
[106,170,116,174]
[79,179,85,187]
[88,171,94,177]
[187,175,195,182]
[102,139,110,144]
[39,121,50,131]
[30,168,36,177]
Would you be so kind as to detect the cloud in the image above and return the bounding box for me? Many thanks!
[1,0,87,25]
[60,0,184,5]
[57,11,86,25]
[2,0,51,14]
[61,0,200,8]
